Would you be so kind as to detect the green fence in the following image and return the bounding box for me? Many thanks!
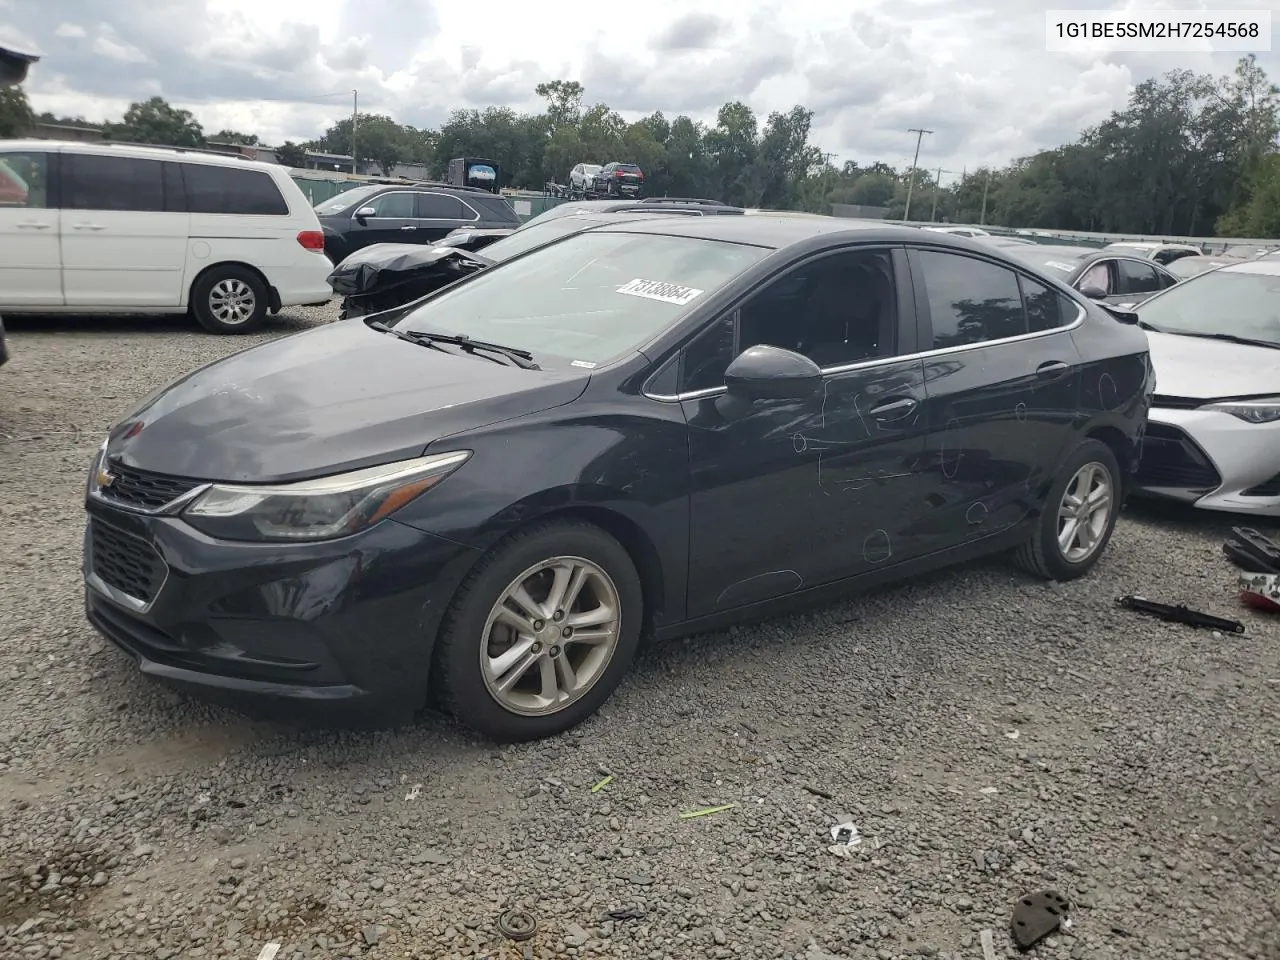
[291,176,360,206]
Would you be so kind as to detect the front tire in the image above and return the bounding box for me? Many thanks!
[432,520,644,742]
[1014,438,1121,581]
[191,266,269,334]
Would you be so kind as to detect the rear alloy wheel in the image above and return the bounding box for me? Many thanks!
[433,520,643,742]
[1014,438,1121,581]
[191,266,269,334]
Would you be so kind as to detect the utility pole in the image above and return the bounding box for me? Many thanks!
[818,151,837,213]
[979,169,993,225]
[930,167,955,222]
[902,127,932,222]
[351,89,358,175]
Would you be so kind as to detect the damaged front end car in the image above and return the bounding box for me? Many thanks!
[327,243,489,320]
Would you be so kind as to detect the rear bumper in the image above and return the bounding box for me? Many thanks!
[269,259,334,309]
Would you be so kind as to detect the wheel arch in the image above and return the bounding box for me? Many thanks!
[187,261,281,313]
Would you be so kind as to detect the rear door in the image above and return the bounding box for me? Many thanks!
[414,191,470,241]
[0,148,62,306]
[908,246,1084,551]
[59,152,188,307]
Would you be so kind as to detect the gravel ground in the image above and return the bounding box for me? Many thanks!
[1,303,1278,960]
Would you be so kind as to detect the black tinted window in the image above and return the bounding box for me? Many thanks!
[679,248,899,390]
[1115,259,1163,295]
[182,163,288,215]
[0,152,49,209]
[917,250,1025,348]
[365,192,415,218]
[417,193,466,219]
[62,153,164,212]
[1019,275,1077,332]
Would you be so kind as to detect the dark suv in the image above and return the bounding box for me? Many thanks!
[314,181,520,264]
[588,162,645,198]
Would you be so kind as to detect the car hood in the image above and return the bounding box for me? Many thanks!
[1147,329,1280,400]
[106,320,589,484]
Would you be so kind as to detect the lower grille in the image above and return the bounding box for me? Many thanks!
[1242,472,1280,497]
[1136,423,1222,491]
[90,520,167,604]
[102,461,200,511]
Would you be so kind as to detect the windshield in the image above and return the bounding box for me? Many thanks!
[479,217,605,263]
[393,230,769,365]
[584,164,601,174]
[1009,248,1093,273]
[1138,269,1280,345]
[314,185,379,215]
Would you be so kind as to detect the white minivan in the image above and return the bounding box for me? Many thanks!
[0,139,333,333]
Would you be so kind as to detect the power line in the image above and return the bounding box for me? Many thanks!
[902,128,933,222]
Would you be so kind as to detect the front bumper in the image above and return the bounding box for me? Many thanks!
[1134,407,1280,515]
[83,495,480,713]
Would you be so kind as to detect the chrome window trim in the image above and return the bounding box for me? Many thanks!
[643,294,1086,403]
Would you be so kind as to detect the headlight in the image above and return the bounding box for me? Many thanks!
[1204,398,1280,424]
[86,439,109,497]
[181,451,471,542]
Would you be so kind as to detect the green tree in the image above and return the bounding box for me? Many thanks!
[535,80,584,132]
[213,129,259,145]
[274,141,308,167]
[106,97,205,147]
[0,85,34,137]
[316,113,411,175]
[1217,155,1280,237]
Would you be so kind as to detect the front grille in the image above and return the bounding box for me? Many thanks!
[1151,395,1203,410]
[90,520,167,604]
[1136,423,1222,491]
[1242,473,1280,497]
[102,461,200,510]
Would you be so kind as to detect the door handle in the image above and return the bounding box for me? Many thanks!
[399,225,417,231]
[73,222,105,231]
[1036,361,1070,380]
[869,397,918,421]
[16,221,51,230]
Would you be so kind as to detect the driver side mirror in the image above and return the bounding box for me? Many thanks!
[355,206,377,220]
[1079,284,1108,300]
[723,344,823,402]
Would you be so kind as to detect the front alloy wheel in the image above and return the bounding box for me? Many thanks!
[480,557,621,716]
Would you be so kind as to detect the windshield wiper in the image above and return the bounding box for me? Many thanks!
[374,322,540,370]
[368,319,452,353]
[1169,331,1280,350]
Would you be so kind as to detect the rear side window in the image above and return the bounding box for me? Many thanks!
[62,153,164,212]
[182,163,289,215]
[916,250,1026,348]
[469,194,519,224]
[1019,275,1078,332]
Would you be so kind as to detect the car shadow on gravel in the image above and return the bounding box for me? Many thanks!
[2,307,330,336]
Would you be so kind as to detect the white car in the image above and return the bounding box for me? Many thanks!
[1132,257,1280,515]
[1100,241,1203,266]
[921,225,990,238]
[0,139,332,333]
[568,163,602,198]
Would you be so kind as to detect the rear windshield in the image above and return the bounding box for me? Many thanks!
[314,186,380,214]
[615,164,642,173]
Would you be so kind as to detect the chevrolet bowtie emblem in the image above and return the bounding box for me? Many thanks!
[95,464,116,488]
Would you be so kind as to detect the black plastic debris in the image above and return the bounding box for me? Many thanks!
[1223,527,1280,573]
[604,905,647,920]
[497,909,537,941]
[1011,890,1071,951]
[1117,595,1244,633]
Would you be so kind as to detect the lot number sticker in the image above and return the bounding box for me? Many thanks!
[616,278,704,305]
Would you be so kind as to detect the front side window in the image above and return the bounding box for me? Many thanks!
[394,230,769,366]
[365,192,415,218]
[0,152,48,208]
[679,248,900,391]
[62,153,164,212]
[1137,269,1280,347]
[916,250,1025,348]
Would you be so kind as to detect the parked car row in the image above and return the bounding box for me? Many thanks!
[568,161,646,199]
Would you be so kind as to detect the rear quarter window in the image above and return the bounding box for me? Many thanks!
[182,163,289,215]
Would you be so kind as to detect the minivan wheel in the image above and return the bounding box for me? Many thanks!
[191,266,269,334]
[1013,438,1121,581]
[432,520,643,742]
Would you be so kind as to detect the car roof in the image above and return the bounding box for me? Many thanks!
[594,214,974,248]
[1217,258,1280,276]
[0,137,284,173]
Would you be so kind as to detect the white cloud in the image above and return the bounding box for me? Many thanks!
[8,0,1278,173]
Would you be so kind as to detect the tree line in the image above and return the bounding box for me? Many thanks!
[1,56,1277,237]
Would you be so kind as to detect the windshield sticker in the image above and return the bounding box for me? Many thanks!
[571,360,597,369]
[1043,261,1075,272]
[616,278,704,306]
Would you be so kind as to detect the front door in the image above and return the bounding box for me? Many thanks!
[679,246,930,618]
[59,152,188,307]
[0,150,62,306]
[349,190,419,250]
[907,247,1083,551]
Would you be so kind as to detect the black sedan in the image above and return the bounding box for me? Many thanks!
[83,219,1153,742]
[988,242,1180,308]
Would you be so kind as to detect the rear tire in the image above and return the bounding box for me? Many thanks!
[432,519,643,742]
[1013,438,1121,581]
[191,266,269,334]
